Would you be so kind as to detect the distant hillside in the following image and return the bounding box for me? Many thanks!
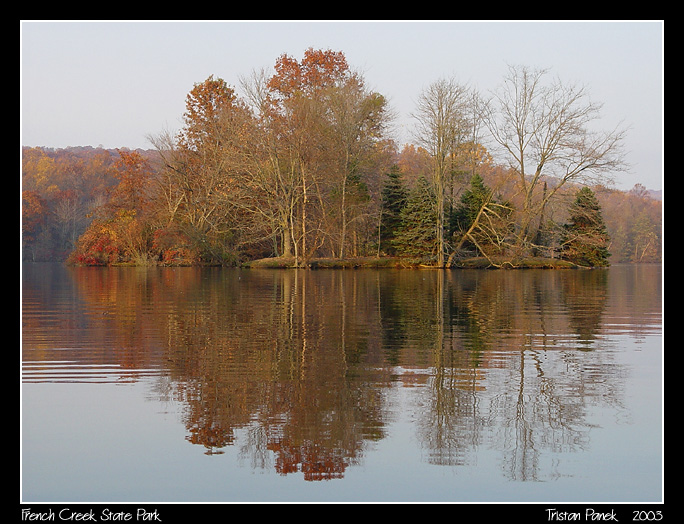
[22,146,662,264]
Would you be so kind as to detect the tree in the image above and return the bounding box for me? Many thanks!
[451,174,491,235]
[267,48,350,99]
[240,68,303,259]
[243,48,390,262]
[396,143,432,188]
[106,150,154,214]
[411,78,472,267]
[629,210,661,263]
[391,177,438,259]
[265,49,353,262]
[561,186,611,267]
[483,65,628,254]
[151,76,255,264]
[68,150,156,265]
[22,190,49,261]
[451,173,513,261]
[379,165,408,254]
[22,147,121,262]
[323,75,388,258]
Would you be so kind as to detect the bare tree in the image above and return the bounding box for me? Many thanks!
[240,68,303,259]
[482,65,628,253]
[412,78,472,267]
[323,75,389,258]
[52,193,89,253]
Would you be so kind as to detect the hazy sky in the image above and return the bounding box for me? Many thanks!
[20,20,663,190]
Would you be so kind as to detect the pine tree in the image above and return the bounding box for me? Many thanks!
[450,174,512,256]
[379,165,408,254]
[391,177,438,259]
[561,186,611,267]
[450,174,491,236]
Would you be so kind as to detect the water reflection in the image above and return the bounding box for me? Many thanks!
[22,264,661,484]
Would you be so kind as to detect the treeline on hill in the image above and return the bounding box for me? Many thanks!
[21,50,662,268]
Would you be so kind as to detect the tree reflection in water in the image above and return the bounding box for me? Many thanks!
[22,264,661,483]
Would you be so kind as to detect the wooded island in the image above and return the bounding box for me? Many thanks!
[22,49,662,268]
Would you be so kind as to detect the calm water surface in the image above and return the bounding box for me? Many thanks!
[21,264,662,502]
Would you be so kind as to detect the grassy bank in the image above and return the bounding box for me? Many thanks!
[452,256,580,269]
[243,256,422,269]
[242,256,583,269]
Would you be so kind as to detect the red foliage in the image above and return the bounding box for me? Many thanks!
[69,220,121,266]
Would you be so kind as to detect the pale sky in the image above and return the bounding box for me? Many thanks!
[20,20,663,191]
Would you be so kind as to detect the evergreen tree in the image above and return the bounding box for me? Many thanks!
[379,165,408,254]
[561,186,611,267]
[391,176,438,259]
[450,174,512,256]
[450,174,491,236]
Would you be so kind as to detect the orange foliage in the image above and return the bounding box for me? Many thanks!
[179,75,241,150]
[23,50,661,267]
[22,190,48,243]
[69,218,122,266]
[68,150,156,265]
[106,149,154,214]
[267,47,350,98]
[151,227,200,266]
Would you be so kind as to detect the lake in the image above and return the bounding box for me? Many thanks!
[21,263,662,503]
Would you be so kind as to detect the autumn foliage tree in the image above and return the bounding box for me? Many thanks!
[150,75,260,264]
[22,190,49,261]
[238,48,391,263]
[264,48,371,261]
[23,52,656,268]
[596,184,661,263]
[68,150,155,265]
[22,146,121,261]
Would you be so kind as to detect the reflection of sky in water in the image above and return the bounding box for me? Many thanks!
[23,333,662,503]
[21,265,662,502]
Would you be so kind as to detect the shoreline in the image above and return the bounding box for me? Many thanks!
[242,256,585,270]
